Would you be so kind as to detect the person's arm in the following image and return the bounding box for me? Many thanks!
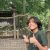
[34,39,48,50]
[29,34,48,50]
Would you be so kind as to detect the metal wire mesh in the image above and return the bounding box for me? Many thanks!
[0,39,27,50]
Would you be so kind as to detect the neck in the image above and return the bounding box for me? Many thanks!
[32,28,39,33]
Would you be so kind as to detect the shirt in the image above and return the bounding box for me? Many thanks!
[27,30,48,50]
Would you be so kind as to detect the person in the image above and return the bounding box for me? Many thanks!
[23,16,48,50]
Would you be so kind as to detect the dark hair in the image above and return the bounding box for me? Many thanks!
[27,16,42,30]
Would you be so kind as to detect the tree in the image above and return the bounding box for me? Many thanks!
[0,0,50,30]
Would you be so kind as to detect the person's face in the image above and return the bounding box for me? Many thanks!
[28,18,38,30]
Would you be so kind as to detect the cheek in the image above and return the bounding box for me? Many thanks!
[33,24,37,28]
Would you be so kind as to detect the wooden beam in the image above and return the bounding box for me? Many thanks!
[0,17,13,19]
[0,14,27,19]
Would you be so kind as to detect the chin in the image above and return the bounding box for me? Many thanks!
[30,27,36,31]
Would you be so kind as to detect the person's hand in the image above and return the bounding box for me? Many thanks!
[23,35,29,43]
[29,34,37,44]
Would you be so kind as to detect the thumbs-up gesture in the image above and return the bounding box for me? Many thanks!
[29,34,37,44]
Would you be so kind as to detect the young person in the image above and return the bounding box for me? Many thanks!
[23,16,48,50]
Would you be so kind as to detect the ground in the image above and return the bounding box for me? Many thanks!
[0,38,27,50]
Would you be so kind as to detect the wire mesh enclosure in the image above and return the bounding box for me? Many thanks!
[0,10,29,40]
[0,39,27,50]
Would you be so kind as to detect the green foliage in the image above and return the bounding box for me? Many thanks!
[0,0,50,30]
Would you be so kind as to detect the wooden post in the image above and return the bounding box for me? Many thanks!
[47,16,50,48]
[9,2,16,39]
[13,11,16,39]
[16,30,19,39]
